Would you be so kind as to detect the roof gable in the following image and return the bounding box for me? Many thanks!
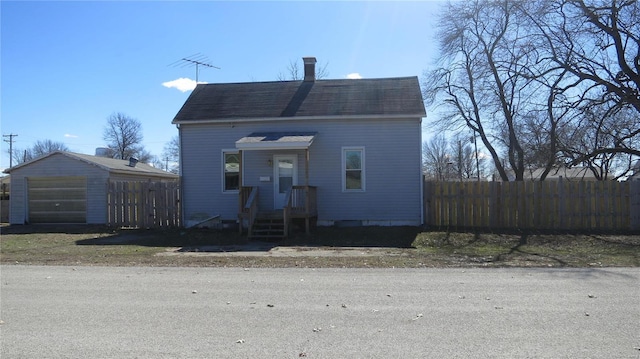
[172,76,425,123]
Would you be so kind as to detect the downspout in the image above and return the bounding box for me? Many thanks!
[238,149,244,233]
[419,117,424,226]
[176,124,185,227]
[238,149,243,188]
[305,148,310,186]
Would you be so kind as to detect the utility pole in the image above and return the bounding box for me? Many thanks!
[3,134,17,168]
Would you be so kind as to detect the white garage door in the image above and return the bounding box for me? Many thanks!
[28,176,87,223]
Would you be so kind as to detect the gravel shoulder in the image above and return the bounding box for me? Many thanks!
[157,242,409,257]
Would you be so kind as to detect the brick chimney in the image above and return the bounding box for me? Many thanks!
[303,57,317,82]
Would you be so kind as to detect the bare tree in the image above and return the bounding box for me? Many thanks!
[449,135,486,181]
[13,139,69,165]
[277,59,330,81]
[425,0,540,181]
[425,0,639,180]
[134,148,154,164]
[160,135,180,174]
[558,106,638,180]
[422,135,453,180]
[103,112,152,162]
[526,0,640,166]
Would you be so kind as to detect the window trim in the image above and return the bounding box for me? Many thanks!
[222,149,240,193]
[342,146,365,192]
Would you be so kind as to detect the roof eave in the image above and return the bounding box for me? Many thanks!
[3,151,177,178]
[109,169,179,178]
[172,113,426,125]
[236,143,313,151]
[2,151,88,173]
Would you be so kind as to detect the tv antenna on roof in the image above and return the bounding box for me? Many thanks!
[169,53,220,82]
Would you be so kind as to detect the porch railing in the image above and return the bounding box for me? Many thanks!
[238,186,259,235]
[289,186,317,217]
[283,189,293,237]
[239,185,317,237]
[285,185,317,234]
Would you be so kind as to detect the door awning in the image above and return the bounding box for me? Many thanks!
[235,132,317,151]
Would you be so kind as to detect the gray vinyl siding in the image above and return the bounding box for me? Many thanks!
[180,126,229,223]
[8,153,108,224]
[7,176,25,224]
[179,117,422,225]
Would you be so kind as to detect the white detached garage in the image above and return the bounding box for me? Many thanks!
[3,151,178,225]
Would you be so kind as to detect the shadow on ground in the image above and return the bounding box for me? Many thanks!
[492,233,569,267]
[1,224,117,235]
[65,225,423,252]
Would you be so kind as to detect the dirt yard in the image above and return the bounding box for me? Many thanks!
[1,225,638,268]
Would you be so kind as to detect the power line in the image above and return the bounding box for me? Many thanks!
[3,134,18,168]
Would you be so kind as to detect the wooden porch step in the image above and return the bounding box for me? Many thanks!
[249,214,285,239]
[257,210,284,220]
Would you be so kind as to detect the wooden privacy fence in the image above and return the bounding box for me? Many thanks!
[1,200,8,223]
[107,180,181,228]
[424,180,640,231]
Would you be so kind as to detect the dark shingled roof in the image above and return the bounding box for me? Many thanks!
[172,76,425,123]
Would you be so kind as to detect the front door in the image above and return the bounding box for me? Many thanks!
[273,154,298,209]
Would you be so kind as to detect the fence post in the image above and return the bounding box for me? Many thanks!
[489,181,498,229]
[144,180,151,228]
[106,180,112,225]
[423,180,430,227]
[557,177,565,230]
[457,183,464,229]
[116,181,123,226]
[630,180,638,230]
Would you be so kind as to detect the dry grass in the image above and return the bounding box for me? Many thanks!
[1,224,638,268]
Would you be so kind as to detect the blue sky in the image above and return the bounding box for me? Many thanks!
[1,1,443,172]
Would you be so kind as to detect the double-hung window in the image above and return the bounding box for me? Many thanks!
[223,150,240,192]
[342,147,365,191]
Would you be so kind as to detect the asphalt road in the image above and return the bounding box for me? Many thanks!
[1,265,638,358]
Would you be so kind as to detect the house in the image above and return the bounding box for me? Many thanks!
[3,151,178,224]
[521,166,602,181]
[172,57,426,236]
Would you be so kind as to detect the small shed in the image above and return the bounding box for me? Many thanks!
[3,151,178,224]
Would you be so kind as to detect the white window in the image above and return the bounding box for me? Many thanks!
[222,150,239,192]
[342,147,365,191]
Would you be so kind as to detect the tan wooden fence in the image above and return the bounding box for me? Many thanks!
[424,180,640,231]
[1,200,9,223]
[107,180,181,228]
